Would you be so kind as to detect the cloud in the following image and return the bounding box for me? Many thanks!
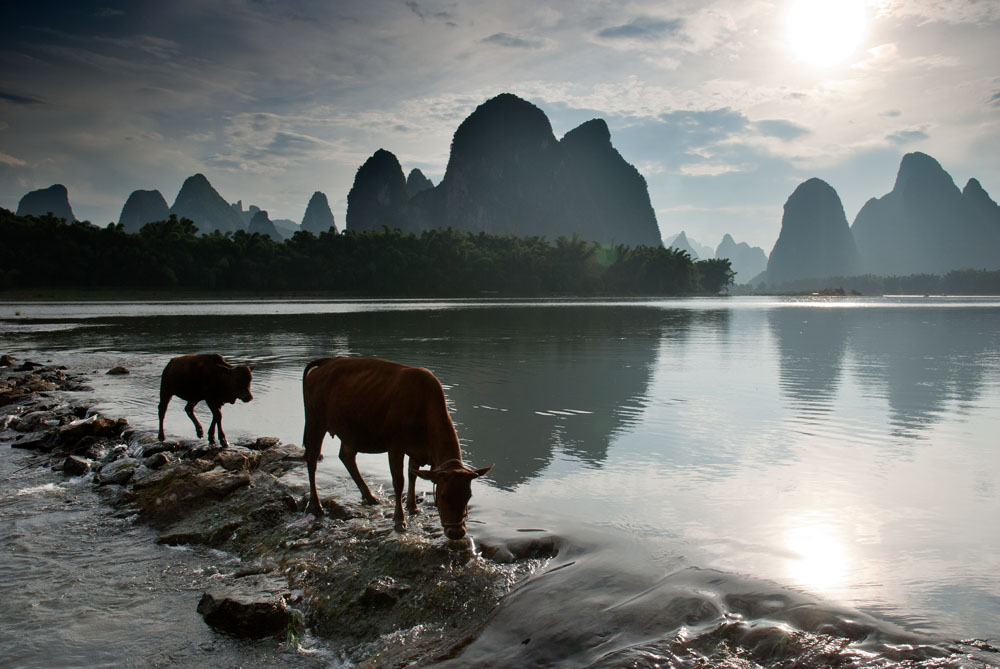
[0,151,27,166]
[990,92,1000,107]
[885,128,929,145]
[482,32,543,49]
[597,16,686,42]
[754,120,810,141]
[0,89,45,105]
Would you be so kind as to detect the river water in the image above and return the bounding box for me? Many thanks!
[1,296,999,666]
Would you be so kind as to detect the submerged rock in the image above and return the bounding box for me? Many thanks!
[197,591,302,639]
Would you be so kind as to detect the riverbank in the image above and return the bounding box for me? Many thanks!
[0,355,554,666]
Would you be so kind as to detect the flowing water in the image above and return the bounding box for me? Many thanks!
[2,297,999,666]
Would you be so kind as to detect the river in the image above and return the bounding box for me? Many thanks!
[2,296,999,666]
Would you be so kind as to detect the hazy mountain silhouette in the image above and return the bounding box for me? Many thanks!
[765,178,861,284]
[851,152,1000,275]
[17,184,75,222]
[170,173,244,235]
[715,234,767,284]
[247,210,281,240]
[300,191,336,235]
[667,231,701,259]
[345,149,410,233]
[406,169,434,197]
[119,189,170,233]
[346,93,662,246]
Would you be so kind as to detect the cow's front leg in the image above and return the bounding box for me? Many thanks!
[184,401,204,439]
[389,449,407,532]
[406,458,421,516]
[208,403,228,448]
[339,442,379,505]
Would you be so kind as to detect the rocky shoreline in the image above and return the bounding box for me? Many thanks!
[0,355,556,667]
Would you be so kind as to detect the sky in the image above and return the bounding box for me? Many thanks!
[1,0,998,253]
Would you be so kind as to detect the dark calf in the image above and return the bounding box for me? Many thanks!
[158,353,254,448]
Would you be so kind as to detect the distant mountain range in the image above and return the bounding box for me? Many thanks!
[666,231,768,284]
[760,152,1000,285]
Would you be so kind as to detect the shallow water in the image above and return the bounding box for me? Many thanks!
[2,296,999,665]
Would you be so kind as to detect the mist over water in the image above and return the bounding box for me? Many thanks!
[2,297,999,664]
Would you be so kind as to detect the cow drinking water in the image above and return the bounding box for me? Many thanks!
[301,356,492,539]
[157,353,254,448]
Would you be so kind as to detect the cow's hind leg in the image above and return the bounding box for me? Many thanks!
[158,394,171,441]
[208,403,228,448]
[389,449,406,532]
[184,401,204,439]
[339,441,380,505]
[302,419,326,517]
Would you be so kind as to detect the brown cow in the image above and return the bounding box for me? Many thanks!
[157,353,254,448]
[302,356,492,539]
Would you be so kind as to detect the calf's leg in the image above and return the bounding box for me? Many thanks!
[184,401,204,439]
[208,403,228,448]
[406,458,421,515]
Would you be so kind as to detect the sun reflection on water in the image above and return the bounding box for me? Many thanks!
[784,514,851,594]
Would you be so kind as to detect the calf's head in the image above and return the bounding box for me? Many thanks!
[228,364,255,403]
[416,463,494,540]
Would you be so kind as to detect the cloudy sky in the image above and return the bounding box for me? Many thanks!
[1,0,997,252]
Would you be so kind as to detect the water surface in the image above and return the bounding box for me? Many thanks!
[2,296,999,664]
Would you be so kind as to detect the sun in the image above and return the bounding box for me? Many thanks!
[785,0,867,68]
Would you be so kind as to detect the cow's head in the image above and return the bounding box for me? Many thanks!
[230,364,254,403]
[415,462,494,540]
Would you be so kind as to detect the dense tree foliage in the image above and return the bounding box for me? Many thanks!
[0,210,732,296]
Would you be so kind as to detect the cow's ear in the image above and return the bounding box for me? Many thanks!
[247,363,256,371]
[414,468,438,482]
[472,464,494,478]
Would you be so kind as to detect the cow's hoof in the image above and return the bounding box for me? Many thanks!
[362,496,380,506]
[394,521,407,533]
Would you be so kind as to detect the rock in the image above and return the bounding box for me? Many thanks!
[0,354,14,367]
[63,455,91,476]
[216,447,261,471]
[244,436,281,451]
[197,591,301,639]
[138,469,252,528]
[118,189,170,233]
[105,366,130,376]
[98,457,139,485]
[158,521,241,548]
[144,451,175,470]
[57,415,128,447]
[359,576,411,608]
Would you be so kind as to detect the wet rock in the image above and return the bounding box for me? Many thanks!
[139,469,252,528]
[144,451,176,470]
[57,415,128,448]
[105,366,130,375]
[478,533,560,563]
[216,447,261,471]
[10,432,53,451]
[158,521,241,548]
[140,439,179,457]
[244,436,281,451]
[197,591,302,639]
[359,576,411,608]
[0,354,14,366]
[63,454,91,477]
[17,360,43,371]
[257,442,305,474]
[98,457,139,485]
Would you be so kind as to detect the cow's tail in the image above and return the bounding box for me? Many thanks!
[302,358,326,389]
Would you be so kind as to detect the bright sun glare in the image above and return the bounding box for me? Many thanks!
[785,0,867,68]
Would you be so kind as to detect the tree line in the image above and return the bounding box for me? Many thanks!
[0,210,735,296]
[747,270,1000,296]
